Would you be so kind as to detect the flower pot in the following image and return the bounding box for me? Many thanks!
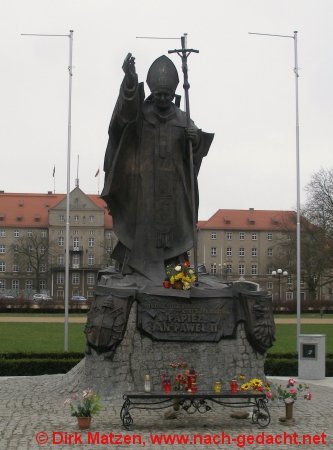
[279,401,295,425]
[77,417,91,429]
[285,401,294,420]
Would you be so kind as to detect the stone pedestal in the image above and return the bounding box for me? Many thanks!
[84,301,266,396]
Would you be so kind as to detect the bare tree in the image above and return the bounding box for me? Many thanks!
[273,209,333,301]
[10,231,51,293]
[305,168,333,239]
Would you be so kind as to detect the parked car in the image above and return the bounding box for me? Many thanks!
[0,294,15,300]
[33,293,52,302]
[71,295,87,302]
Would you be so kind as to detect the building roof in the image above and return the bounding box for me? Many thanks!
[198,208,296,231]
[0,191,113,229]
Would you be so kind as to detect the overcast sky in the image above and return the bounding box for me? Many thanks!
[1,0,332,220]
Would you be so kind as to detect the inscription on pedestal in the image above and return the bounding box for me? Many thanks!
[137,294,238,342]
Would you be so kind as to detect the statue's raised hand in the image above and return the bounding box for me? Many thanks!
[122,53,137,88]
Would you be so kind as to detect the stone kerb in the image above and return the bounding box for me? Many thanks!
[84,301,265,396]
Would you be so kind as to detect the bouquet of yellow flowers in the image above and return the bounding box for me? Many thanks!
[164,261,196,290]
[238,375,273,399]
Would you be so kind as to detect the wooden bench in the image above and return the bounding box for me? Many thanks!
[120,390,270,428]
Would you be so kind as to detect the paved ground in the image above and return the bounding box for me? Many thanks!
[0,366,331,450]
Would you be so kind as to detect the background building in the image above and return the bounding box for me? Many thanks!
[197,208,301,307]
[0,188,116,300]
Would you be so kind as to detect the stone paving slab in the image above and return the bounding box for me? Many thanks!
[0,371,331,450]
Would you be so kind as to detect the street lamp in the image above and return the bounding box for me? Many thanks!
[272,269,288,309]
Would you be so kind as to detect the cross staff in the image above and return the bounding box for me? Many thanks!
[168,34,200,283]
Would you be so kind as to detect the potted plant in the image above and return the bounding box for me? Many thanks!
[64,388,102,429]
[274,378,312,423]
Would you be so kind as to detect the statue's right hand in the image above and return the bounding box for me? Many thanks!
[122,53,137,87]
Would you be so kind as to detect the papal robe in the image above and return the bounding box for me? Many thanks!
[101,77,214,284]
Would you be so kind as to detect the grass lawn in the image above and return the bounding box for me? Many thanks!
[0,322,331,354]
[270,324,333,354]
[0,323,86,353]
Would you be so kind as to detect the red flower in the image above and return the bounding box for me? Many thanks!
[183,260,190,268]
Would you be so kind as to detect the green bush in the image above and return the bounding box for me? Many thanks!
[0,352,332,377]
[265,355,333,376]
[0,352,83,376]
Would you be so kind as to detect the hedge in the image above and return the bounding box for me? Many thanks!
[0,353,332,377]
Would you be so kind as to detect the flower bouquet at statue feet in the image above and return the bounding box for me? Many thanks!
[163,260,196,290]
[64,388,102,429]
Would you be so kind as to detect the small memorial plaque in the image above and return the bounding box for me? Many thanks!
[137,294,237,342]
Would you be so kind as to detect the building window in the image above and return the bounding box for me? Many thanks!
[210,263,217,274]
[211,247,217,257]
[0,262,5,272]
[57,290,64,300]
[267,281,273,290]
[72,254,80,268]
[27,230,33,237]
[0,244,5,254]
[74,215,79,222]
[57,255,64,266]
[90,230,94,235]
[87,273,95,285]
[226,264,232,274]
[239,247,245,257]
[72,273,80,285]
[40,264,47,273]
[56,272,64,284]
[267,248,273,257]
[88,237,95,248]
[59,230,64,235]
[41,230,47,238]
[226,247,232,257]
[238,264,245,276]
[252,232,257,240]
[59,215,65,222]
[26,265,33,273]
[12,279,19,290]
[58,237,64,247]
[211,232,217,240]
[39,280,46,290]
[14,230,19,238]
[251,264,258,275]
[106,231,112,239]
[239,232,245,240]
[73,237,79,249]
[12,264,19,272]
[251,247,257,257]
[226,232,232,240]
[25,279,33,290]
[267,233,272,241]
[88,254,95,266]
[286,292,293,301]
[0,279,5,289]
[0,230,5,237]
[89,215,95,222]
[73,230,78,235]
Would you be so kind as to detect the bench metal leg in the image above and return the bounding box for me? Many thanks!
[120,397,133,429]
[252,398,270,428]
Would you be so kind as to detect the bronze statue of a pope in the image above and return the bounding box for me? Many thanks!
[101,54,214,284]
